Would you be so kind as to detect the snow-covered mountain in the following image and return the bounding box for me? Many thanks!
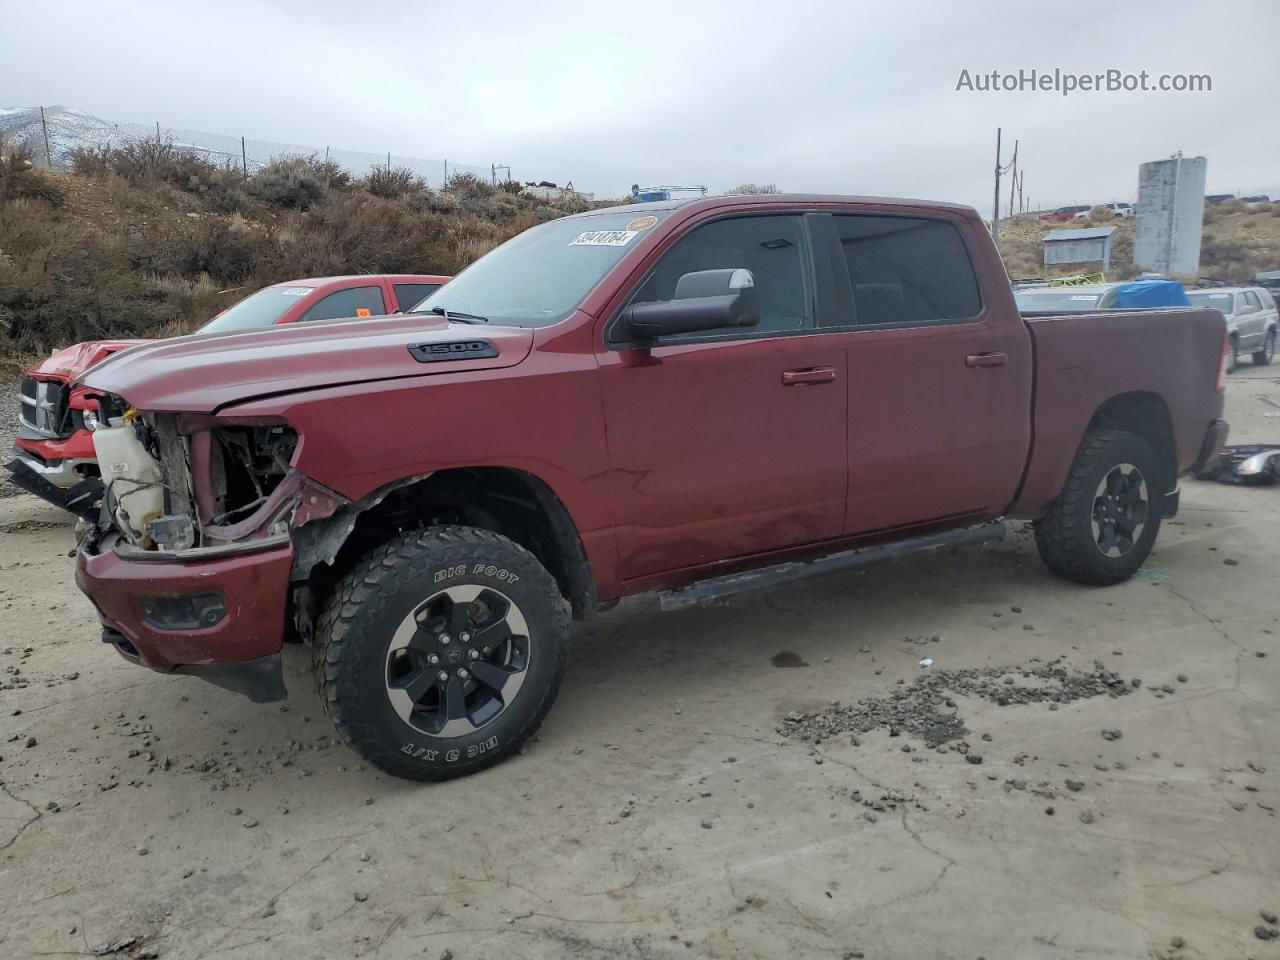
[0,106,145,167]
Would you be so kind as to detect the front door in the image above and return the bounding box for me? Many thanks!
[596,213,849,581]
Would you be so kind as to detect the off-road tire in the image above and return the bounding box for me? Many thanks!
[1253,329,1276,366]
[313,525,570,781]
[1034,429,1163,586]
[1226,335,1240,374]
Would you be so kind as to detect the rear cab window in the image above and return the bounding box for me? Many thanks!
[299,286,387,323]
[829,214,982,327]
[394,283,442,312]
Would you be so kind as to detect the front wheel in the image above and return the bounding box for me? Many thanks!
[1253,330,1276,366]
[313,526,570,781]
[1034,429,1163,586]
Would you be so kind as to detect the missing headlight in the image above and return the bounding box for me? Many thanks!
[208,425,299,525]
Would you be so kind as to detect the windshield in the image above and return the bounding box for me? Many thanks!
[198,285,313,333]
[412,211,669,326]
[1187,291,1234,314]
[1014,289,1105,312]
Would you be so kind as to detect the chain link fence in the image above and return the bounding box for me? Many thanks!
[5,107,497,188]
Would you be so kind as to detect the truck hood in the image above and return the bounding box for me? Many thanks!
[27,339,151,382]
[78,314,535,413]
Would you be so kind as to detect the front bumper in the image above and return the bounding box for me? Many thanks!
[76,533,294,702]
[6,454,103,521]
[13,431,98,489]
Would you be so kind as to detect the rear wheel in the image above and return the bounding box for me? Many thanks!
[1253,329,1276,366]
[314,526,570,781]
[1034,429,1163,586]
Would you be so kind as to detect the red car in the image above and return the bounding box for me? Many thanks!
[73,194,1226,782]
[1038,205,1092,222]
[8,274,448,511]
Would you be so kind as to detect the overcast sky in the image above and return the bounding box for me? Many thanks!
[3,0,1277,211]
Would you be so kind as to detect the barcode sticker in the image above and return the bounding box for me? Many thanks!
[570,230,638,247]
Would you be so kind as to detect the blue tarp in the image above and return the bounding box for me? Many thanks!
[1108,279,1190,308]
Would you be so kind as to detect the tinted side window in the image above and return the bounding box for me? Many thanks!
[833,215,982,326]
[629,215,813,341]
[299,286,386,322]
[394,283,441,311]
[1243,291,1262,312]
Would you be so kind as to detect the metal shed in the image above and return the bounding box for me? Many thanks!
[1043,226,1117,271]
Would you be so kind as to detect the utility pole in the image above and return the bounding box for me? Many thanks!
[444,159,449,183]
[1018,170,1025,214]
[1007,139,1018,220]
[38,106,52,168]
[992,127,1002,243]
[241,136,247,177]
[155,121,161,141]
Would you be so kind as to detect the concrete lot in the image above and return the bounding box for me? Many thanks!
[1,373,1277,960]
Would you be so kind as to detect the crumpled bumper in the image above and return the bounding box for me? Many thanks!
[75,533,294,702]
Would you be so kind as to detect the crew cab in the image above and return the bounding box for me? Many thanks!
[1186,286,1278,372]
[71,194,1228,783]
[8,274,449,513]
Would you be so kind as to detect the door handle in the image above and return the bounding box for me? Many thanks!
[965,352,1008,368]
[782,367,838,386]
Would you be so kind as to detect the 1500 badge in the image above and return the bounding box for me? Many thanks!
[408,340,499,363]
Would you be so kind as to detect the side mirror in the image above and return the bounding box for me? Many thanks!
[623,268,759,340]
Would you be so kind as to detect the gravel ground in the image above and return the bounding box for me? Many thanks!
[0,370,1277,959]
[0,371,23,498]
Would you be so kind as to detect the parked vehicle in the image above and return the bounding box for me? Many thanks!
[1254,269,1280,300]
[1186,286,1278,372]
[1101,202,1133,217]
[1014,279,1189,313]
[7,274,450,513]
[72,193,1228,782]
[1039,205,1092,222]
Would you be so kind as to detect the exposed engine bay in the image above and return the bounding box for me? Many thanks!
[86,395,325,554]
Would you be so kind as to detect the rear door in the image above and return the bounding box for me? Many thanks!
[596,212,849,580]
[1240,290,1265,346]
[817,211,1032,534]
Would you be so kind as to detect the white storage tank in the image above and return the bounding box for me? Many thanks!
[1134,154,1207,277]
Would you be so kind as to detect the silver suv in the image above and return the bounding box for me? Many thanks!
[1187,286,1278,372]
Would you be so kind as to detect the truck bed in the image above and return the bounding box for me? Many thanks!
[1010,306,1227,518]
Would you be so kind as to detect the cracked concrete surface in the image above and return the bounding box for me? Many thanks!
[0,373,1277,959]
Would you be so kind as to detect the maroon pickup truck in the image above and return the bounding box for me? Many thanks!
[72,194,1229,782]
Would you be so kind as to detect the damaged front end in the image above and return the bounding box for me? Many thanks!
[76,397,353,703]
[86,396,349,559]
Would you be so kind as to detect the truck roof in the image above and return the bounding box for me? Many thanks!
[572,193,978,218]
[268,274,449,287]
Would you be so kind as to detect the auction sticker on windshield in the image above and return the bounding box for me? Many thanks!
[570,230,638,246]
